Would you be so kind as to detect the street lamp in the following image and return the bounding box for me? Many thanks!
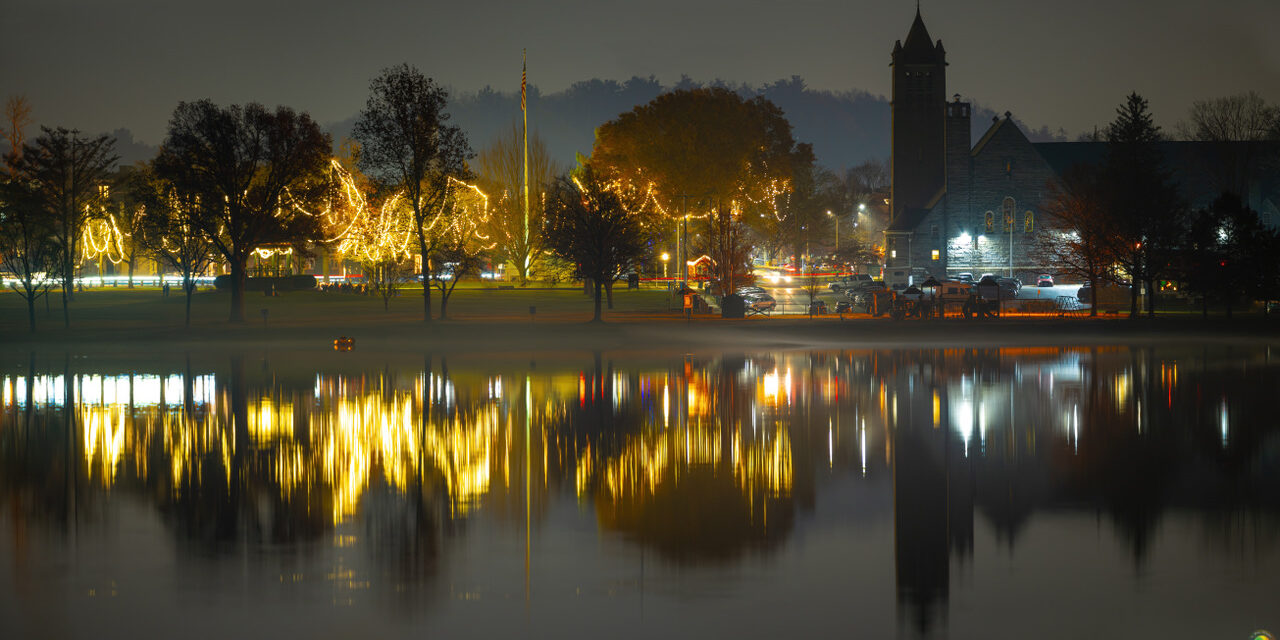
[661,252,670,279]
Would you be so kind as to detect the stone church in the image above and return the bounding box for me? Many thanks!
[883,10,1280,285]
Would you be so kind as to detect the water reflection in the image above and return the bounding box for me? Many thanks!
[2,345,1278,636]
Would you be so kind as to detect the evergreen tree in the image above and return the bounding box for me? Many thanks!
[1103,93,1183,318]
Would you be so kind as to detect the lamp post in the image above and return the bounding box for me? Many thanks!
[1009,213,1014,278]
[661,252,670,279]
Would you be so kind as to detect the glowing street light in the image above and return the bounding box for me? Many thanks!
[660,252,670,278]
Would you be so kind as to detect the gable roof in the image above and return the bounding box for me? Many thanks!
[970,114,1036,157]
[887,185,946,232]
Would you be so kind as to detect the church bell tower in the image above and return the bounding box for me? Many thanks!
[890,9,947,223]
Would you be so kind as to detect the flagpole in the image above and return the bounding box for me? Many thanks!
[522,49,530,267]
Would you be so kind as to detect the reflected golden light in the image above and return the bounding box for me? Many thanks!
[81,404,126,486]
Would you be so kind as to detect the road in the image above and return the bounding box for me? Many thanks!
[754,281,1091,315]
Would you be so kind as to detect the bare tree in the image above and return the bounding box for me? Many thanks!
[2,96,34,173]
[1034,166,1116,317]
[696,202,755,298]
[132,165,218,327]
[353,64,472,323]
[802,266,822,318]
[154,100,330,323]
[0,177,57,331]
[430,235,486,319]
[544,168,653,322]
[1176,91,1280,200]
[17,127,117,326]
[477,122,558,284]
[365,258,412,311]
[842,158,889,208]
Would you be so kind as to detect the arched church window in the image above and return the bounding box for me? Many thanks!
[1024,211,1034,233]
[1002,197,1015,232]
[984,211,994,233]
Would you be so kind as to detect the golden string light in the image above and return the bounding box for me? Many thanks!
[292,159,496,265]
[80,213,128,265]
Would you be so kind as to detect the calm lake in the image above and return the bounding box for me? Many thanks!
[2,344,1277,638]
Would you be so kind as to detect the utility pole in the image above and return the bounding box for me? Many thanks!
[673,194,700,286]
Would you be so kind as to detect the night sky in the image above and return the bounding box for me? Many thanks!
[3,0,1278,145]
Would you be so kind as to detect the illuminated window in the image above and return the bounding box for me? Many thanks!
[931,249,940,260]
[1024,210,1034,233]
[984,211,994,233]
[891,250,898,259]
[1002,197,1016,232]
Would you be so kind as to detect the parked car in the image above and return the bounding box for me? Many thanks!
[854,279,887,292]
[746,293,777,312]
[975,275,1002,300]
[997,277,1022,296]
[975,275,1017,299]
[951,272,975,284]
[736,286,767,296]
[828,273,873,292]
[835,300,852,314]
[1037,274,1055,287]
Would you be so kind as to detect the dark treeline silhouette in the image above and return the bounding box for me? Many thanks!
[328,75,1067,171]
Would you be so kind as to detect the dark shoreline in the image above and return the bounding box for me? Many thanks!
[5,315,1277,357]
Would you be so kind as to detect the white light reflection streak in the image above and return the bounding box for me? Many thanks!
[827,421,833,469]
[1073,404,1080,455]
[859,418,867,476]
[1220,399,1229,448]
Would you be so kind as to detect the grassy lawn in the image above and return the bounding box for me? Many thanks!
[3,283,1275,355]
[0,285,675,337]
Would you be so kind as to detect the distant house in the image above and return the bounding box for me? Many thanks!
[882,10,1279,284]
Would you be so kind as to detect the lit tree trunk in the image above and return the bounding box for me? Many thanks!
[229,255,247,323]
[592,279,603,322]
[1088,274,1098,317]
[605,280,614,309]
[383,266,391,311]
[184,276,194,328]
[418,235,433,323]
